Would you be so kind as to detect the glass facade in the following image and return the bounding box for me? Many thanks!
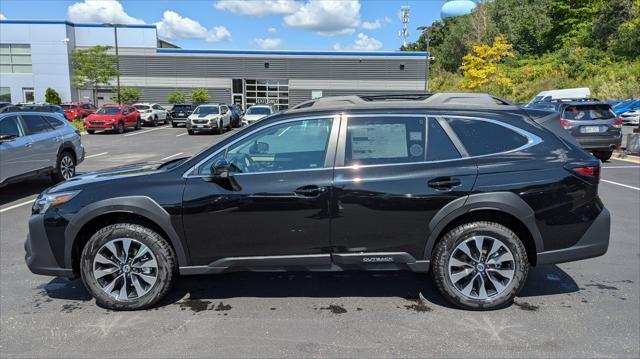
[0,44,32,74]
[244,79,289,111]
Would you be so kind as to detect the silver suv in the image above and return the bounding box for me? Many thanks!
[0,112,84,186]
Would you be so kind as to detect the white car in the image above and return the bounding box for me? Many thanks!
[187,104,232,135]
[620,110,640,125]
[243,105,274,125]
[133,103,169,127]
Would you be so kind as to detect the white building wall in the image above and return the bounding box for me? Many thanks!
[0,22,74,103]
[74,26,157,48]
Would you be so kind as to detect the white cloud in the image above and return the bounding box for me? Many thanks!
[254,37,283,49]
[214,0,301,17]
[333,33,382,51]
[0,13,6,20]
[361,19,381,30]
[267,27,277,34]
[284,0,361,36]
[156,11,231,42]
[67,0,144,24]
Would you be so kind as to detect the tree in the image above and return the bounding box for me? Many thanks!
[71,45,119,105]
[168,91,186,104]
[44,88,62,105]
[112,87,142,104]
[189,88,210,103]
[609,0,640,58]
[545,0,600,49]
[460,35,514,91]
[490,0,552,56]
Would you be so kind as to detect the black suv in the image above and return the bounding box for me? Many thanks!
[25,93,610,311]
[169,103,197,127]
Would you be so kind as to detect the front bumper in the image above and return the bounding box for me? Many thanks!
[85,122,116,130]
[537,208,610,265]
[187,122,217,130]
[24,214,74,278]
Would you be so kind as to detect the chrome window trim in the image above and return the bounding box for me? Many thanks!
[182,115,340,178]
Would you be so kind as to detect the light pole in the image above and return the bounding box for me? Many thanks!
[103,23,122,105]
[417,26,431,93]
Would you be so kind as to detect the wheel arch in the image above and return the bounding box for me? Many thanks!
[56,142,77,167]
[64,196,189,275]
[424,192,543,266]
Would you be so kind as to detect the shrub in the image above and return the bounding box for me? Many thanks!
[45,88,62,105]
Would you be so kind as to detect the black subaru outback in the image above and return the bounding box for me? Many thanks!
[25,93,610,311]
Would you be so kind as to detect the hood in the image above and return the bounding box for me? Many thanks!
[48,162,164,193]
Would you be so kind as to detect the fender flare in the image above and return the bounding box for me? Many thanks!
[63,196,189,268]
[56,141,77,165]
[423,192,544,261]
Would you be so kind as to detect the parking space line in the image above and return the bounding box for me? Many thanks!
[176,132,188,137]
[160,152,184,161]
[85,152,108,159]
[124,125,170,137]
[601,179,640,191]
[0,199,34,213]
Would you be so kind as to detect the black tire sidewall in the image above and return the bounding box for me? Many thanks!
[53,151,75,182]
[80,223,176,310]
[432,221,529,310]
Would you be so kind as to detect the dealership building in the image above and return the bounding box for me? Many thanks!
[0,20,428,110]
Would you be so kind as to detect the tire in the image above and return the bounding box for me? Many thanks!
[135,118,141,130]
[216,121,223,134]
[431,221,529,310]
[187,129,195,135]
[593,150,613,162]
[51,150,76,183]
[152,116,158,127]
[87,130,95,134]
[171,122,177,128]
[80,223,177,311]
[116,121,125,134]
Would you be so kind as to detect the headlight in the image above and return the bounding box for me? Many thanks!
[32,191,81,214]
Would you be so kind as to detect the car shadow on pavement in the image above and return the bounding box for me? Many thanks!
[0,177,52,206]
[41,264,578,310]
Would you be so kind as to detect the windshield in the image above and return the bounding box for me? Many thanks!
[96,107,122,115]
[193,106,219,115]
[563,105,614,120]
[61,104,76,109]
[134,105,150,110]
[247,107,271,115]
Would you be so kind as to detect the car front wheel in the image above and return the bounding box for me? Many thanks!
[431,221,529,310]
[80,223,177,310]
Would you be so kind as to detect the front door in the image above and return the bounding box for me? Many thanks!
[0,115,32,182]
[182,117,339,266]
[330,114,478,262]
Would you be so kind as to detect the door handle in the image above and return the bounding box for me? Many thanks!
[428,177,462,191]
[294,185,327,197]
[25,142,33,148]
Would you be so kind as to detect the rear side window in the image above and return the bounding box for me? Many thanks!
[0,116,23,137]
[346,116,426,165]
[44,116,65,128]
[21,115,54,134]
[446,118,529,156]
[563,105,614,121]
[427,119,460,161]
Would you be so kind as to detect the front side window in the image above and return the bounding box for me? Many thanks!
[197,118,332,175]
[21,115,54,134]
[0,116,24,137]
[445,118,529,156]
[345,116,426,166]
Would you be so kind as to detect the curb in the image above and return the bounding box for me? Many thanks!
[614,152,640,164]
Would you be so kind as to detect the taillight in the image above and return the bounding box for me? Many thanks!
[560,118,572,129]
[613,116,622,129]
[566,163,600,184]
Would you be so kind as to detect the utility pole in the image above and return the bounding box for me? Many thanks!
[417,26,432,93]
[104,23,122,105]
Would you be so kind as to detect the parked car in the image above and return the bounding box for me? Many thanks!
[186,104,232,135]
[243,104,274,124]
[1,111,84,186]
[133,103,170,127]
[24,93,610,311]
[61,102,97,120]
[169,103,197,127]
[4,103,69,119]
[0,102,11,112]
[613,99,640,125]
[526,87,591,107]
[84,105,141,134]
[227,104,243,128]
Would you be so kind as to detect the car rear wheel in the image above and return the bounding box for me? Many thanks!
[52,151,76,183]
[593,150,613,162]
[432,221,529,310]
[80,223,177,311]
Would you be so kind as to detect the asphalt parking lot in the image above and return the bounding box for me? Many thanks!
[1,125,639,358]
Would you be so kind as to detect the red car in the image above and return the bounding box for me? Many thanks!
[84,105,141,134]
[61,102,97,120]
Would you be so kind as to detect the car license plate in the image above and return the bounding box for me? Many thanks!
[178,112,184,116]
[193,125,201,128]
[581,126,603,133]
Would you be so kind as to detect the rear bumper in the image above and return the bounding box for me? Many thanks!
[24,214,74,278]
[577,135,622,151]
[537,208,610,265]
[171,117,188,123]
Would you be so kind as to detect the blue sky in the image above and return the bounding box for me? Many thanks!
[0,0,444,51]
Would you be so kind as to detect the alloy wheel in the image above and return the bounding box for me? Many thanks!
[448,236,515,300]
[92,238,158,302]
[60,154,75,180]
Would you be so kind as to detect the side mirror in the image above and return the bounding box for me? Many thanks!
[0,134,17,143]
[211,159,231,178]
[249,141,269,154]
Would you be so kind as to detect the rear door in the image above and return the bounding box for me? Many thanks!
[330,114,478,264]
[19,114,58,171]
